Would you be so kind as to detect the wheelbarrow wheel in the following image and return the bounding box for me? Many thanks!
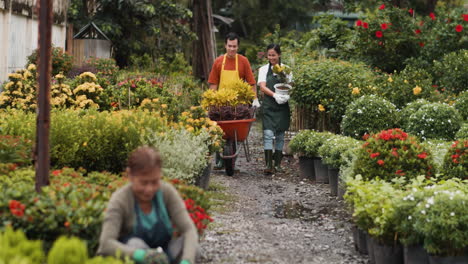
[224,140,236,176]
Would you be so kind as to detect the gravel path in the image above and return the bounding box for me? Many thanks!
[198,122,368,264]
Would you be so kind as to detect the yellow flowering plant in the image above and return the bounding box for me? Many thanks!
[0,65,37,111]
[176,106,225,153]
[70,72,104,109]
[201,79,255,121]
[272,64,292,84]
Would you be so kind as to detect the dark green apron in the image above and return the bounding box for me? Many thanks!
[262,65,290,132]
[121,190,174,260]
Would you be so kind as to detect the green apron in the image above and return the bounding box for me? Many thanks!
[262,65,290,132]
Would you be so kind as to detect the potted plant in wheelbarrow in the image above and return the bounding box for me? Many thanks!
[201,79,256,176]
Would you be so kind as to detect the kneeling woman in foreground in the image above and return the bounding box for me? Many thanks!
[97,146,198,264]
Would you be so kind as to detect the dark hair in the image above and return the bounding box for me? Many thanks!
[266,44,281,55]
[127,146,162,175]
[225,32,240,44]
[267,43,282,65]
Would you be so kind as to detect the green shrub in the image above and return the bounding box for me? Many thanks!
[377,66,434,108]
[48,237,88,264]
[399,99,430,131]
[26,47,73,76]
[318,135,361,169]
[0,226,45,264]
[453,91,468,120]
[353,128,435,181]
[0,135,32,166]
[344,176,404,244]
[406,103,462,140]
[0,109,169,173]
[292,58,377,127]
[441,139,467,180]
[0,227,130,264]
[341,95,397,139]
[433,49,468,96]
[455,123,468,139]
[289,130,334,157]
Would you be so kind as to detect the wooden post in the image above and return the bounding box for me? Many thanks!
[35,0,53,192]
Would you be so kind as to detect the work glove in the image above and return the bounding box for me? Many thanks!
[141,248,170,264]
[272,93,289,105]
[252,98,261,108]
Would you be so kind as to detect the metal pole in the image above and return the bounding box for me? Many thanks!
[35,0,53,192]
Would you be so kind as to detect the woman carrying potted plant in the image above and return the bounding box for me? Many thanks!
[257,44,293,174]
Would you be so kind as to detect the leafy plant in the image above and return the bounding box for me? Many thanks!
[318,135,361,169]
[433,49,468,96]
[341,95,397,139]
[406,102,462,140]
[289,130,334,158]
[353,128,435,181]
[0,135,32,166]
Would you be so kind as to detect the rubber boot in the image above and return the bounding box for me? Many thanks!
[213,152,224,170]
[274,151,283,173]
[263,150,274,174]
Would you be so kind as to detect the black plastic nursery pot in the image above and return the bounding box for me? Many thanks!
[353,226,368,255]
[313,157,329,184]
[298,156,316,180]
[337,176,346,200]
[328,167,339,196]
[195,160,212,190]
[428,254,468,264]
[403,245,429,264]
[367,234,375,264]
[372,240,403,264]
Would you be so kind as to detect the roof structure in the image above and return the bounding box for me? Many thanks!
[73,22,110,41]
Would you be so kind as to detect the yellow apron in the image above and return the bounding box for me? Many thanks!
[219,54,239,90]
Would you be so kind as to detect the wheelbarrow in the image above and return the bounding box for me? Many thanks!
[217,117,256,176]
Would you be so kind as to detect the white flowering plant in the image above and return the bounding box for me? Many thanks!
[341,95,398,139]
[406,102,462,140]
[411,179,468,256]
[143,129,209,184]
[318,135,360,169]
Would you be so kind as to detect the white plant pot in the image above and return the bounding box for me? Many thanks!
[274,83,292,95]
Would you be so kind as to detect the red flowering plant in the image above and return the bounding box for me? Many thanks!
[353,128,436,182]
[168,178,213,235]
[350,5,421,72]
[349,5,467,73]
[441,140,467,180]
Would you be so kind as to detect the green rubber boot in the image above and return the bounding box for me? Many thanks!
[274,151,283,173]
[213,152,224,170]
[263,150,274,175]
